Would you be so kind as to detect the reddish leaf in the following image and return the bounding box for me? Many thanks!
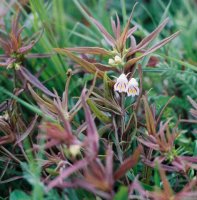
[20,67,56,97]
[82,89,99,156]
[90,17,116,46]
[65,47,111,55]
[114,146,142,180]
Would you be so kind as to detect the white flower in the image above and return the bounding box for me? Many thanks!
[127,78,139,97]
[69,144,81,157]
[114,55,122,64]
[14,63,21,70]
[114,73,128,93]
[108,58,114,65]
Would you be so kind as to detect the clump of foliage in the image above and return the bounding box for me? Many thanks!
[0,0,197,200]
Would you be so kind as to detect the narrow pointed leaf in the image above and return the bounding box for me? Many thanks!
[117,2,138,50]
[125,31,179,70]
[137,18,169,49]
[82,90,99,156]
[28,84,57,113]
[90,17,116,46]
[54,48,104,78]
[65,47,111,55]
[114,146,142,180]
[87,99,111,123]
[14,115,38,146]
[142,96,156,135]
[20,67,56,97]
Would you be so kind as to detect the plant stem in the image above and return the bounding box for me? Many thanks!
[113,117,123,163]
[120,93,126,151]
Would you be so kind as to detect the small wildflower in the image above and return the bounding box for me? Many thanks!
[7,63,13,69]
[14,63,21,70]
[0,111,9,121]
[127,78,139,97]
[114,55,122,64]
[69,144,81,157]
[108,58,115,65]
[114,73,128,93]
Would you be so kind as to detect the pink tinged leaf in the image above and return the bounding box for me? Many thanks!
[127,26,138,38]
[0,38,10,51]
[147,31,180,53]
[0,58,15,66]
[41,122,73,144]
[43,139,60,150]
[178,178,197,194]
[16,26,24,39]
[142,96,156,135]
[54,48,104,79]
[53,100,73,138]
[18,42,35,53]
[125,31,180,71]
[47,159,88,190]
[187,96,197,110]
[117,2,138,50]
[171,159,185,171]
[0,62,7,66]
[111,18,117,38]
[115,13,121,38]
[19,67,56,97]
[10,34,19,51]
[95,63,119,72]
[82,90,99,156]
[137,137,159,151]
[129,177,148,197]
[142,157,177,172]
[90,17,116,46]
[159,167,174,197]
[181,156,197,163]
[0,54,8,59]
[138,18,169,48]
[73,179,111,199]
[65,47,111,56]
[127,18,169,57]
[111,13,121,39]
[26,53,53,58]
[27,84,57,114]
[11,14,20,36]
[105,146,114,188]
[14,115,38,146]
[114,146,142,180]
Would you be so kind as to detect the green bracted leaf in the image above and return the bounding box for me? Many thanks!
[103,72,113,100]
[114,186,128,200]
[45,168,59,176]
[87,99,111,124]
[154,163,160,187]
[10,190,31,200]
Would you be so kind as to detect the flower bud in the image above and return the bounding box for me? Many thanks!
[114,55,122,64]
[69,144,81,157]
[14,63,21,70]
[108,58,114,65]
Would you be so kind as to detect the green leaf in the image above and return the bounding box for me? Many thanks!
[154,163,160,187]
[114,186,128,200]
[103,72,113,100]
[87,99,111,123]
[10,190,31,200]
